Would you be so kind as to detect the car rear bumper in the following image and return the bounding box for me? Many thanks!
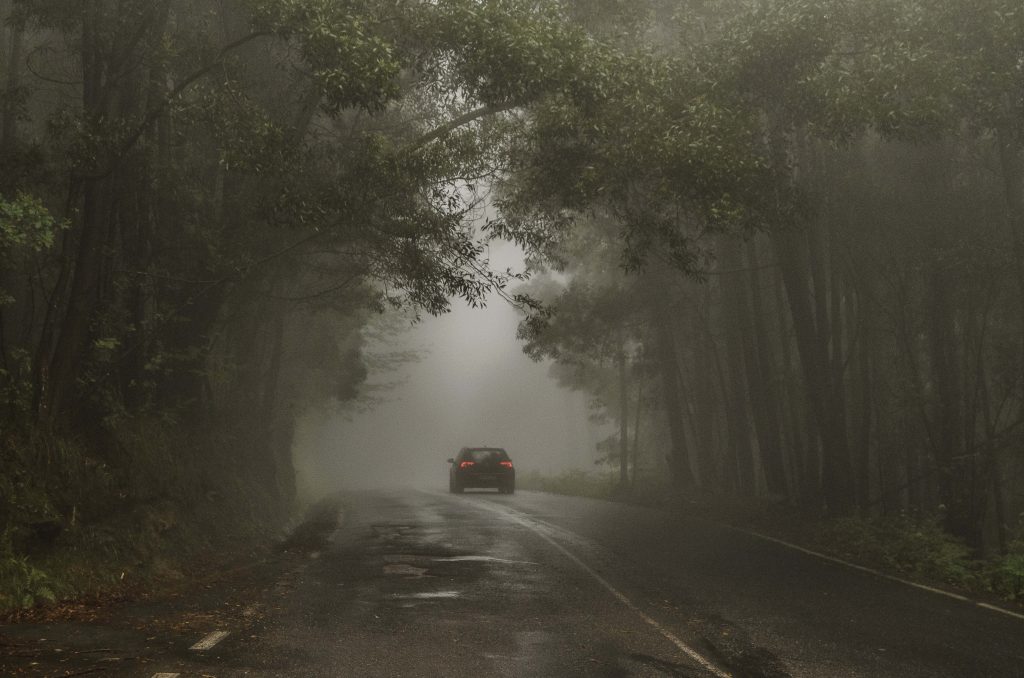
[453,471,514,488]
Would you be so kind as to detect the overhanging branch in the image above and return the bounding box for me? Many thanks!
[410,103,517,150]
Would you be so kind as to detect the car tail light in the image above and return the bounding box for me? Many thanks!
[500,461,513,468]
[459,461,475,469]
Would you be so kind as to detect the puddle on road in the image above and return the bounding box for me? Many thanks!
[386,591,461,600]
[432,555,536,565]
[372,524,414,541]
[384,553,536,566]
[382,563,429,577]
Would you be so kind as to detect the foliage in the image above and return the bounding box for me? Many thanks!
[991,541,1024,600]
[0,193,63,308]
[0,539,58,610]
[0,193,61,253]
[818,515,977,587]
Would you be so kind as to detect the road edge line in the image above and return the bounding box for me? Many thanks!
[468,499,732,678]
[718,523,1024,622]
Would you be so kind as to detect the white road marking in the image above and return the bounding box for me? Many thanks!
[468,499,732,678]
[189,630,229,651]
[975,602,1024,622]
[477,491,1024,625]
[718,525,1024,622]
[151,673,180,678]
[387,591,461,599]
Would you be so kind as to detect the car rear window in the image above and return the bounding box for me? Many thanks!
[462,448,509,463]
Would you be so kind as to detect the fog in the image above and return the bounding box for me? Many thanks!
[293,241,604,498]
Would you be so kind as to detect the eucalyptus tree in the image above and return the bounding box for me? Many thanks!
[0,0,611,424]
[0,0,628,545]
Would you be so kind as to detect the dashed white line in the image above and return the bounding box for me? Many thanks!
[189,630,230,651]
[151,673,180,678]
[468,499,732,678]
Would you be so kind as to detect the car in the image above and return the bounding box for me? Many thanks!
[448,447,515,494]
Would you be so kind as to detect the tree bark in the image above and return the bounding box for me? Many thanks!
[42,2,108,420]
[745,239,787,496]
[773,225,854,515]
[617,344,629,491]
[1,6,22,152]
[655,307,694,490]
[996,133,1024,388]
[631,374,643,490]
[718,237,756,495]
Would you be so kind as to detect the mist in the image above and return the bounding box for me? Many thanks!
[292,240,604,498]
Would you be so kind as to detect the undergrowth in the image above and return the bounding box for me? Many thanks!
[817,517,1024,601]
[0,419,289,617]
[0,532,57,609]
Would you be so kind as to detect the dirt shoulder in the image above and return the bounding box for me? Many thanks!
[0,498,343,677]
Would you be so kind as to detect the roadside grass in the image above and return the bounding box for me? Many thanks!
[523,470,1024,605]
[517,469,620,499]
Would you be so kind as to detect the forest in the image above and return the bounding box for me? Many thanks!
[1,0,1023,609]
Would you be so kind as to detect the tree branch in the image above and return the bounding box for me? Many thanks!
[83,30,273,179]
[409,103,516,150]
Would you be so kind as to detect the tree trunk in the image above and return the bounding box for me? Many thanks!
[688,291,721,491]
[926,266,982,550]
[1,6,22,151]
[655,308,694,490]
[718,238,756,495]
[996,133,1024,388]
[745,239,787,496]
[617,344,629,492]
[773,226,854,515]
[631,374,643,491]
[43,2,108,420]
[851,285,874,512]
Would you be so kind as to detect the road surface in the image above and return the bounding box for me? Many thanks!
[2,489,1023,677]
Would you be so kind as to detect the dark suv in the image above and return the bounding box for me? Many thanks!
[448,447,515,494]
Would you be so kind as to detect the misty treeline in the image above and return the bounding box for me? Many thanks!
[512,0,1024,555]
[0,0,1021,574]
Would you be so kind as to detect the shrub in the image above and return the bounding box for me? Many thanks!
[988,541,1024,600]
[0,532,58,610]
[817,515,977,588]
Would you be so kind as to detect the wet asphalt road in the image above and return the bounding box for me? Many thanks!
[3,489,1024,677]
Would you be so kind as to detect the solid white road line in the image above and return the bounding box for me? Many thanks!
[719,525,1024,622]
[189,630,230,651]
[476,491,1024,624]
[468,498,732,678]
